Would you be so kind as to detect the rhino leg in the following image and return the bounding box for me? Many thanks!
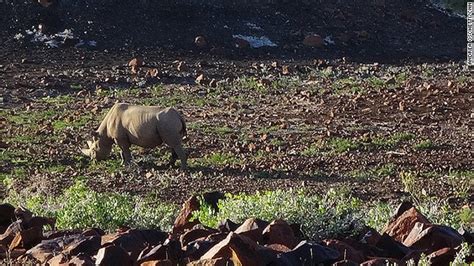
[118,144,132,166]
[168,150,178,167]
[171,144,187,170]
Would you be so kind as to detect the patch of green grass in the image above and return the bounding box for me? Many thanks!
[370,132,415,149]
[446,170,473,201]
[332,78,364,95]
[367,76,385,89]
[327,137,360,154]
[302,143,322,157]
[257,125,280,135]
[193,152,242,168]
[5,181,178,231]
[413,139,434,150]
[349,164,396,181]
[42,95,74,105]
[235,76,267,94]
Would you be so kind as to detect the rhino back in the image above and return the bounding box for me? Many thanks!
[120,105,164,148]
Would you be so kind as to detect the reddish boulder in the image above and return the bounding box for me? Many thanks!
[262,219,298,248]
[137,239,182,264]
[428,247,456,265]
[180,228,216,247]
[47,253,68,265]
[96,245,133,266]
[403,223,463,252]
[265,243,291,253]
[65,235,101,256]
[375,234,412,260]
[68,253,94,265]
[9,226,43,250]
[277,241,340,265]
[201,232,265,265]
[382,205,430,242]
[234,218,269,242]
[173,196,200,234]
[323,239,365,263]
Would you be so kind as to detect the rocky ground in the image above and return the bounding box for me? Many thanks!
[0,1,472,206]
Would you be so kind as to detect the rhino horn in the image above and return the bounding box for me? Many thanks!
[87,140,93,148]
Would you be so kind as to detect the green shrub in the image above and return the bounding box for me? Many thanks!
[5,181,177,231]
[192,188,364,239]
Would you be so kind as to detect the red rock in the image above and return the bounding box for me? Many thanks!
[96,245,132,266]
[180,228,216,247]
[187,258,230,266]
[173,192,224,235]
[173,196,200,234]
[265,243,291,253]
[0,220,22,246]
[428,247,456,265]
[234,218,268,242]
[382,205,430,242]
[68,253,94,265]
[195,36,207,48]
[65,235,101,256]
[324,239,365,263]
[403,223,463,252]
[361,258,402,266]
[303,34,324,47]
[201,232,263,265]
[278,241,340,265]
[9,226,43,250]
[261,219,297,249]
[137,239,182,263]
[375,234,412,260]
[218,219,239,233]
[47,253,68,265]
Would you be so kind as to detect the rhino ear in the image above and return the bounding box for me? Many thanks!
[81,148,91,157]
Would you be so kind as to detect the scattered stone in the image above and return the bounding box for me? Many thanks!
[195,74,208,86]
[47,253,68,265]
[261,219,297,249]
[173,196,200,234]
[128,57,143,74]
[234,218,269,242]
[218,219,239,233]
[303,34,324,47]
[9,226,43,250]
[187,258,231,266]
[375,234,412,260]
[180,228,216,247]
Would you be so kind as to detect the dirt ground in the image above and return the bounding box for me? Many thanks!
[0,1,472,205]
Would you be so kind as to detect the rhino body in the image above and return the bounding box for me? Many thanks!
[82,103,187,168]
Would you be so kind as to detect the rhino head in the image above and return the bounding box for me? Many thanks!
[81,132,111,160]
